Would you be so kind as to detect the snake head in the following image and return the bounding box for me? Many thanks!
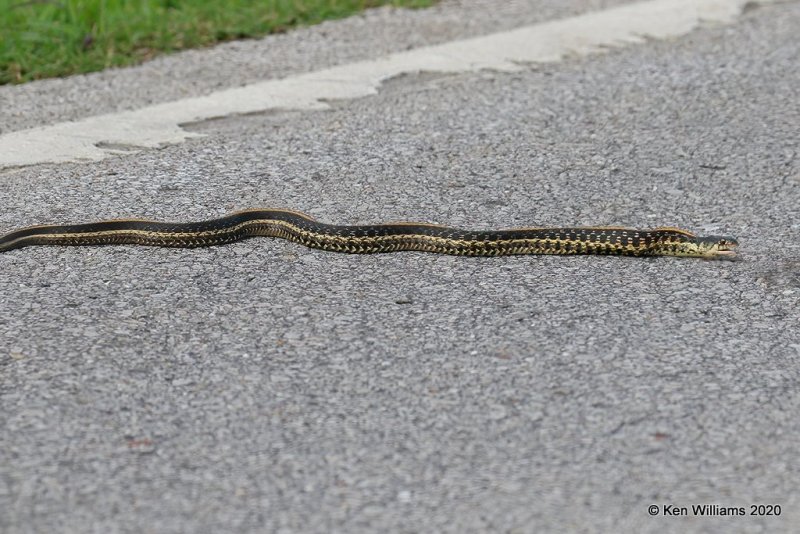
[692,235,739,259]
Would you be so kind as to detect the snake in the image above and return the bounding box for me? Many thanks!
[0,208,738,258]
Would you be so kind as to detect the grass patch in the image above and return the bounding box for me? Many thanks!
[0,0,434,84]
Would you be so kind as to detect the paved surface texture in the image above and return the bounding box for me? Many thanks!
[0,0,637,134]
[1,1,799,533]
[2,0,753,168]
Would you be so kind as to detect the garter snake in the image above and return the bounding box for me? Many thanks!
[0,208,738,258]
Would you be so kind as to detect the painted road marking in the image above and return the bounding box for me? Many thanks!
[0,0,773,169]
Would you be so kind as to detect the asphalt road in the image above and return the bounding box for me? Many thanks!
[1,1,799,533]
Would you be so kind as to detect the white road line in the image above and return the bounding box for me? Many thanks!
[0,0,771,169]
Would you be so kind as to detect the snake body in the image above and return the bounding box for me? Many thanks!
[0,208,738,258]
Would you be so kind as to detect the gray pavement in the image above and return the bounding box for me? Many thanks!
[0,0,636,134]
[1,1,799,533]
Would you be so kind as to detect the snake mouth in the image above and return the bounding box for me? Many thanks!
[696,235,739,259]
[712,243,739,259]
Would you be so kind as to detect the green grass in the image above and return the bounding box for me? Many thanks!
[0,0,434,84]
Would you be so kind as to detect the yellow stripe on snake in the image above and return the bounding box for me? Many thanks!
[0,208,738,259]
